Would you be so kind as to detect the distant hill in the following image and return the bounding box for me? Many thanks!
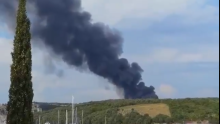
[32,102,69,111]
[33,98,219,124]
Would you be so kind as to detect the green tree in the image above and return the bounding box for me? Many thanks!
[6,0,33,123]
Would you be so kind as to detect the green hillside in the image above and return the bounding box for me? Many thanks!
[33,98,219,124]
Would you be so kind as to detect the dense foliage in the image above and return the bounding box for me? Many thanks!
[6,0,33,123]
[34,98,219,124]
[33,102,62,111]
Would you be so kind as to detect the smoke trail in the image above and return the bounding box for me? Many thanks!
[0,0,158,99]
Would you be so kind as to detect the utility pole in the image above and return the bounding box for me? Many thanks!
[76,107,78,123]
[39,116,41,124]
[66,110,68,124]
[105,110,107,124]
[81,110,84,124]
[58,110,60,124]
[72,96,74,124]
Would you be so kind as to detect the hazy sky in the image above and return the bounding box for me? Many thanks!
[0,0,219,103]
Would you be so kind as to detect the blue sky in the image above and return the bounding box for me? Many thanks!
[0,0,219,103]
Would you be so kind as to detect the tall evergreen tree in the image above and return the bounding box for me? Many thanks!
[6,0,34,123]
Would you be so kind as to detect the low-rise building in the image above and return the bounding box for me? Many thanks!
[32,103,42,113]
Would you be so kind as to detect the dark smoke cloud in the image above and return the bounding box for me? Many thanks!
[0,0,158,99]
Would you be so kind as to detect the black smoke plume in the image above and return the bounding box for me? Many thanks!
[0,0,158,99]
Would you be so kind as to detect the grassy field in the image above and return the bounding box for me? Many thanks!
[119,103,171,117]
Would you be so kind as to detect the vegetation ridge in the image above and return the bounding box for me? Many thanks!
[33,98,219,124]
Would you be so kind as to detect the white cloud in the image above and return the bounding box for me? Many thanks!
[181,3,219,25]
[0,38,12,65]
[0,62,117,102]
[81,0,218,26]
[78,89,120,102]
[156,84,177,98]
[126,46,219,64]
[32,67,112,102]
[0,23,12,35]
[195,89,219,98]
[0,37,48,66]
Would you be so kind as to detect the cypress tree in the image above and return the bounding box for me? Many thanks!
[6,0,34,123]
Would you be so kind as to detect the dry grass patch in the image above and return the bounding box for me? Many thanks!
[119,103,171,117]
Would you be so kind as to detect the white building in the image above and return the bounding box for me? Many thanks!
[32,103,42,113]
[0,115,6,124]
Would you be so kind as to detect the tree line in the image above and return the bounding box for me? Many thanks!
[33,98,219,124]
